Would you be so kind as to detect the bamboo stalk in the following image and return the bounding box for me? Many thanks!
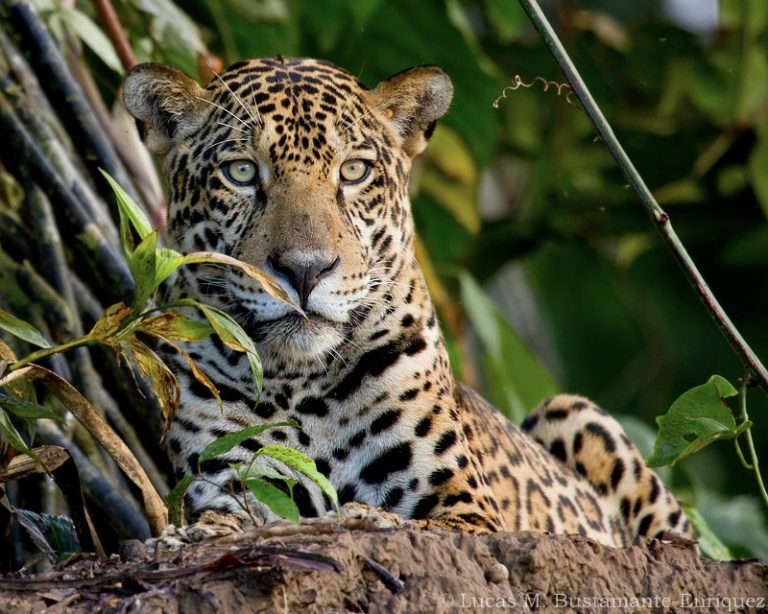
[0,92,134,304]
[5,0,142,217]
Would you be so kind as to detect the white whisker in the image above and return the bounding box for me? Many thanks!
[194,95,253,130]
[213,72,263,128]
[193,137,249,162]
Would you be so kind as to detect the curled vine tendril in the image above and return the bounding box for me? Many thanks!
[492,75,581,109]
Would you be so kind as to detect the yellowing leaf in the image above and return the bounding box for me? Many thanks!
[144,332,223,413]
[419,170,480,233]
[88,303,133,342]
[123,338,181,427]
[140,313,214,343]
[180,252,302,315]
[427,125,477,184]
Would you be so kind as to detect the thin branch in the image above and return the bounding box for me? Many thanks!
[91,0,135,71]
[516,0,768,397]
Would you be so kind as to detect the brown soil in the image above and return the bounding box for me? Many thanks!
[0,525,766,613]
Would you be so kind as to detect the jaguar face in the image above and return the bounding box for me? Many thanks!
[123,57,452,360]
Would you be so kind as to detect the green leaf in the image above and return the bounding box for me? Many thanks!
[130,230,159,308]
[197,303,264,393]
[154,247,186,287]
[682,504,732,561]
[257,444,338,509]
[646,375,740,467]
[10,508,56,563]
[246,478,300,523]
[198,421,299,465]
[0,397,64,423]
[0,309,51,349]
[459,272,558,424]
[56,8,123,74]
[0,409,41,464]
[235,461,292,484]
[100,169,152,253]
[164,475,196,527]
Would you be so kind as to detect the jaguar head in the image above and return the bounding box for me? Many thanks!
[123,57,452,360]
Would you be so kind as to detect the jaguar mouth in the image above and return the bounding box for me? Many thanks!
[243,310,341,341]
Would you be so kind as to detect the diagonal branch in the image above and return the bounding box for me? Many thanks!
[517,0,768,397]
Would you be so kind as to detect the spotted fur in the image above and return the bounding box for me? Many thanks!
[123,57,692,545]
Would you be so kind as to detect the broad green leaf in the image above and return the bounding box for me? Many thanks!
[246,478,300,523]
[13,509,80,558]
[154,247,186,287]
[164,475,196,527]
[748,124,768,218]
[459,272,558,424]
[482,0,526,42]
[419,127,479,234]
[198,421,299,465]
[0,309,50,349]
[130,230,159,308]
[0,397,64,423]
[646,375,739,467]
[682,504,732,561]
[140,313,214,343]
[56,8,123,74]
[236,461,297,492]
[257,444,338,509]
[9,508,57,563]
[0,408,42,465]
[100,169,152,251]
[691,487,768,561]
[197,303,264,392]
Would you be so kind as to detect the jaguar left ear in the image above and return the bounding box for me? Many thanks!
[371,66,453,157]
[123,63,210,155]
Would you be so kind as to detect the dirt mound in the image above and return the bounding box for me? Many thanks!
[1,526,766,613]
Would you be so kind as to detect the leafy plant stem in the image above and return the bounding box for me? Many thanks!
[516,0,768,398]
[11,337,93,371]
[738,379,768,509]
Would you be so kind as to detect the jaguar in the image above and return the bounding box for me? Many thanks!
[122,56,692,546]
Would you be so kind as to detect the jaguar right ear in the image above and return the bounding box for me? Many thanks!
[122,63,210,155]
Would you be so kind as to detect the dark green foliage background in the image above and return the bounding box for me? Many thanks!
[81,0,768,555]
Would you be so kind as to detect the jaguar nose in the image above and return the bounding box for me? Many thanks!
[267,253,340,309]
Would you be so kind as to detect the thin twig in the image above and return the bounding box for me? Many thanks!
[516,0,768,397]
[91,0,135,71]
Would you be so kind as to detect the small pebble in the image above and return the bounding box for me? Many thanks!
[485,562,509,584]
[119,539,148,562]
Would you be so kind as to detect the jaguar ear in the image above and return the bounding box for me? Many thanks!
[371,66,453,157]
[122,63,210,155]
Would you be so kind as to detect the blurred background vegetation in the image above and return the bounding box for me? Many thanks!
[1,0,767,562]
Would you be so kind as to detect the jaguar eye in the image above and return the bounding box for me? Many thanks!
[340,159,371,184]
[223,160,258,186]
